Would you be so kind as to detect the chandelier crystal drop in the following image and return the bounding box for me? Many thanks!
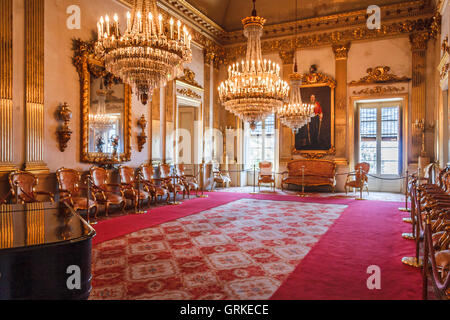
[277,73,314,132]
[89,83,116,130]
[218,1,289,129]
[94,0,192,105]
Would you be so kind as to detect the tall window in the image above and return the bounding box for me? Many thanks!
[358,102,401,176]
[245,114,275,168]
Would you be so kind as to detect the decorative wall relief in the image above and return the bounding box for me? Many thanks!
[56,103,73,152]
[137,115,148,153]
[349,66,411,86]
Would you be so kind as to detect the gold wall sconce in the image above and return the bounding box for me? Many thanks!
[137,115,147,152]
[57,103,73,152]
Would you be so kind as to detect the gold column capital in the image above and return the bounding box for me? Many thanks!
[409,32,430,51]
[332,42,351,60]
[279,50,296,66]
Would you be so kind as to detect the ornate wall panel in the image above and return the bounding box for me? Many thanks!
[0,0,14,172]
[410,32,429,162]
[24,0,48,173]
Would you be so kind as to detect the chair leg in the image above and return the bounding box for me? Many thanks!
[105,203,109,217]
[93,205,98,220]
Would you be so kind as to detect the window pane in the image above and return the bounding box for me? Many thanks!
[360,108,377,174]
[381,107,399,175]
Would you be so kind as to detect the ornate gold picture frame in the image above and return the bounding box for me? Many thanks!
[73,40,132,164]
[293,66,336,158]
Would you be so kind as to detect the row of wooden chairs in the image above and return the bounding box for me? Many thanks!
[405,164,450,299]
[2,163,200,222]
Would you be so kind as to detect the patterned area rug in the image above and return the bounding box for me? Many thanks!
[90,199,347,300]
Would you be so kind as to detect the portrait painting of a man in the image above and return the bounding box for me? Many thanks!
[295,85,333,151]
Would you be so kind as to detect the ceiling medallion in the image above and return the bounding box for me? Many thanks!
[94,0,192,105]
[218,0,289,130]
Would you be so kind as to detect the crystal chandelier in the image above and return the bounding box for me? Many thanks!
[94,0,192,105]
[218,0,289,129]
[278,73,314,132]
[277,0,314,132]
[89,82,116,130]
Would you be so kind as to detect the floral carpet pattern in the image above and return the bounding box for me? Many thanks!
[90,199,347,300]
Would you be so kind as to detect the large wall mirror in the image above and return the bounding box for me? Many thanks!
[73,40,131,164]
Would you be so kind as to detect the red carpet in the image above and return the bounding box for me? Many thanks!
[271,200,421,300]
[91,193,421,300]
[93,192,244,245]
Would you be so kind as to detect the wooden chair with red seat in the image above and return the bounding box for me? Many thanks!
[258,161,275,192]
[119,165,151,210]
[345,162,370,195]
[175,164,200,199]
[56,168,98,222]
[160,163,185,202]
[9,170,54,204]
[139,163,170,204]
[90,166,126,216]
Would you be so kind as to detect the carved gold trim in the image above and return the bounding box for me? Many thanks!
[299,66,337,88]
[332,42,351,60]
[0,205,14,249]
[177,88,202,100]
[349,66,411,86]
[176,68,203,89]
[0,0,14,171]
[73,39,132,164]
[137,115,148,153]
[294,147,337,159]
[56,103,73,152]
[224,15,439,61]
[24,0,48,173]
[352,86,407,95]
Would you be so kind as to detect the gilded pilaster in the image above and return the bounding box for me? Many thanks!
[409,32,429,162]
[0,0,15,172]
[24,0,48,173]
[332,42,350,159]
[279,51,295,162]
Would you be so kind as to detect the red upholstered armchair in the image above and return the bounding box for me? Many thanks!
[281,159,336,192]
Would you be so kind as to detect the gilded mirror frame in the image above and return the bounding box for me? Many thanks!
[73,39,132,164]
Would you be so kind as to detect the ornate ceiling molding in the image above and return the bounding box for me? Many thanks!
[224,14,439,62]
[349,66,411,86]
[111,1,439,66]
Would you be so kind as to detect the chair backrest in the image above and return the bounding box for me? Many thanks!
[140,164,155,182]
[9,171,37,201]
[355,162,370,181]
[175,164,186,177]
[56,168,81,196]
[90,167,108,188]
[259,162,273,176]
[119,166,135,185]
[159,164,171,179]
